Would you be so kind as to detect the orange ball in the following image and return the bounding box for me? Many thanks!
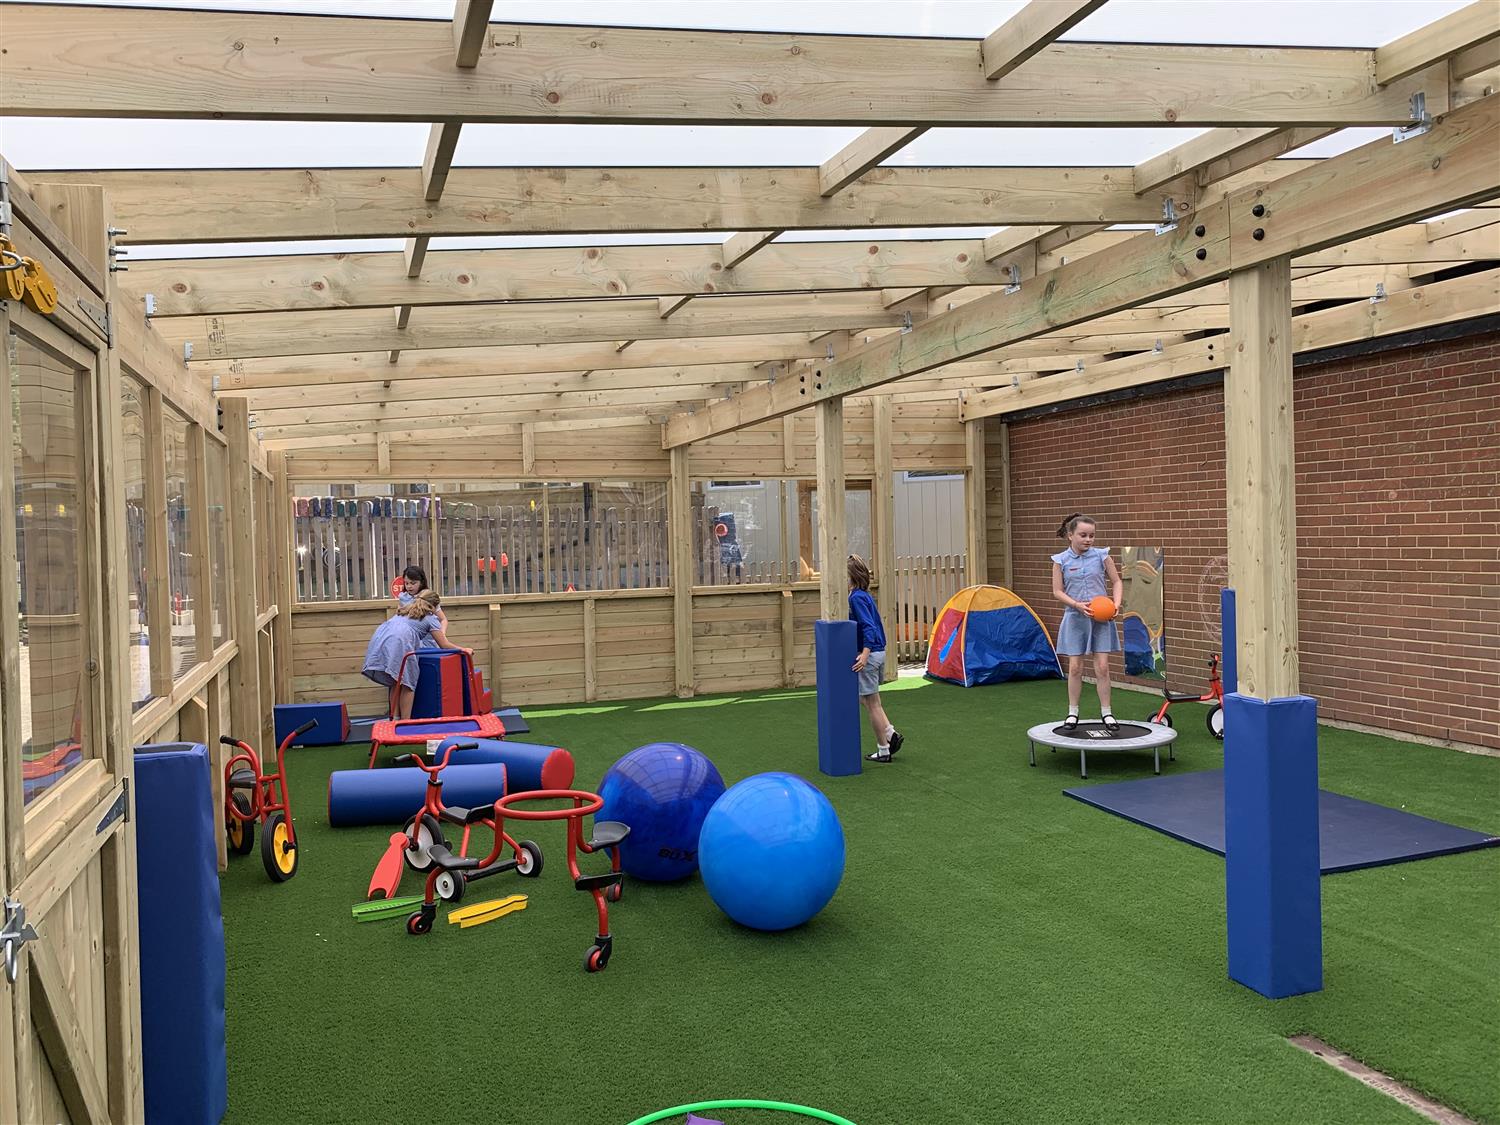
[1088,596,1117,622]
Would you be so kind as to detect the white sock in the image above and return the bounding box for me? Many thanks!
[883,725,896,741]
[1068,706,1079,717]
[877,743,889,752]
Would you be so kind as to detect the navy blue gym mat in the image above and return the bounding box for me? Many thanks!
[347,707,530,744]
[1065,769,1500,874]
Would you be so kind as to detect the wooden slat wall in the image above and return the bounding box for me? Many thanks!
[289,586,832,710]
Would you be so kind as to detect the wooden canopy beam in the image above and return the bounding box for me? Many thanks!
[981,0,1106,81]
[1375,0,1500,86]
[1,6,1446,127]
[662,93,1500,447]
[35,165,1177,244]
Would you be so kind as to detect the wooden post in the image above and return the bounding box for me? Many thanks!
[583,596,597,702]
[269,451,294,703]
[815,397,845,621]
[186,425,213,663]
[669,444,695,697]
[872,396,898,682]
[487,603,504,705]
[0,305,23,894]
[964,417,988,587]
[142,386,172,698]
[991,421,1014,588]
[206,673,228,871]
[221,398,261,744]
[780,589,796,687]
[1226,256,1299,700]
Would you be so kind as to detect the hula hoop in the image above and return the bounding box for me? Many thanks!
[625,1100,857,1125]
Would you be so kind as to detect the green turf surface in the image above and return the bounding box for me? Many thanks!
[221,677,1500,1125]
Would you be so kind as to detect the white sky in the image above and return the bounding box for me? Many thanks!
[0,0,1470,257]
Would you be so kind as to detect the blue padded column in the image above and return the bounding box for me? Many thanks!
[814,619,861,777]
[134,742,228,1123]
[1223,692,1322,998]
[1220,588,1237,694]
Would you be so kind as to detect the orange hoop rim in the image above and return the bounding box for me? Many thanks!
[495,788,604,819]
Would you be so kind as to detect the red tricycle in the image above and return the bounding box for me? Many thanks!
[1150,654,1225,740]
[386,744,546,933]
[222,718,315,882]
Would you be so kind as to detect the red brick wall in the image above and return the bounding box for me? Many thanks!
[995,328,1500,751]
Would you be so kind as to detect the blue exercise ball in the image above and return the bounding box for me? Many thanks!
[698,772,846,932]
[597,743,726,882]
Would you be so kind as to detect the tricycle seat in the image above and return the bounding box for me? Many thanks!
[586,820,630,850]
[426,845,480,873]
[438,803,494,826]
[228,768,255,791]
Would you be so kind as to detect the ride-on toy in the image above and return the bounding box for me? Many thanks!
[223,719,315,882]
[386,743,545,932]
[1150,654,1225,739]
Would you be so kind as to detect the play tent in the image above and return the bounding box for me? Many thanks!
[925,585,1062,686]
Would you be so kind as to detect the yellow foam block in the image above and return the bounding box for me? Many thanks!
[447,894,528,927]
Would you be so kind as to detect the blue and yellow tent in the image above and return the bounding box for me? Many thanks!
[925,585,1061,686]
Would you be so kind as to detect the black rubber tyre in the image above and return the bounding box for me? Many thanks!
[516,840,544,878]
[435,869,465,904]
[584,946,606,973]
[605,882,623,904]
[406,910,433,935]
[1207,704,1225,741]
[226,793,255,855]
[402,814,448,871]
[1157,711,1174,730]
[261,811,298,882]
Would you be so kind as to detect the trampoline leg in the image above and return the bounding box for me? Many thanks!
[1153,747,1160,775]
[1079,748,1087,779]
[1028,742,1036,767]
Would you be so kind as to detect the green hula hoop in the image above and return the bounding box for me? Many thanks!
[626,1100,857,1125]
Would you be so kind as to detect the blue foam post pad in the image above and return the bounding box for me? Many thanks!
[1065,769,1500,872]
[1220,588,1237,694]
[133,742,227,1125]
[327,761,508,827]
[347,707,529,745]
[814,619,862,777]
[274,701,349,746]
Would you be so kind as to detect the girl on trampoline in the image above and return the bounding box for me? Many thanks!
[362,589,471,719]
[1051,513,1125,732]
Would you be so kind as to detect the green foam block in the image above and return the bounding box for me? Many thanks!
[351,895,424,922]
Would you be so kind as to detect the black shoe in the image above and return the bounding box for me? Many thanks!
[1062,714,1080,731]
[866,750,892,763]
[887,730,904,757]
[1102,713,1120,733]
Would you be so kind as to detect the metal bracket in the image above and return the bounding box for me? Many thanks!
[1153,339,1165,354]
[1,899,39,985]
[1002,264,1021,295]
[144,292,156,317]
[825,343,835,360]
[75,296,113,346]
[1075,359,1086,373]
[1370,282,1388,305]
[183,341,194,361]
[1392,92,1432,144]
[95,779,129,834]
[0,165,12,237]
[899,310,913,334]
[1154,198,1181,236]
[211,374,221,391]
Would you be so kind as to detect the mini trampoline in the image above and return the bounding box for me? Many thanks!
[1025,720,1177,779]
[367,713,506,768]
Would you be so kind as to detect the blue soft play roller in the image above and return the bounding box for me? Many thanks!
[134,742,228,1124]
[434,737,574,792]
[327,762,508,827]
[1224,692,1323,998]
[699,771,846,931]
[814,619,861,776]
[597,743,726,881]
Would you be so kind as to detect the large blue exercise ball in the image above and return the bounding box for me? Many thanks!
[597,743,726,882]
[698,772,846,932]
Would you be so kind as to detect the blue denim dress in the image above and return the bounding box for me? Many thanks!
[1051,547,1121,656]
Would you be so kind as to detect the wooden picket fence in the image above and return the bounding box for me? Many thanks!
[291,496,669,601]
[891,553,967,663]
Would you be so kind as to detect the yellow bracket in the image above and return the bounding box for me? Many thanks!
[0,237,60,315]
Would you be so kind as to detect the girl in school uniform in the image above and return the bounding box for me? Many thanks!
[362,589,470,719]
[1050,513,1125,732]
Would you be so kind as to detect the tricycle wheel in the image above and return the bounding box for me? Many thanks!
[261,812,298,882]
[434,869,465,904]
[584,945,607,973]
[402,814,447,871]
[515,840,544,878]
[1157,711,1174,730]
[1207,704,1225,741]
[406,910,433,936]
[605,882,623,903]
[226,793,254,856]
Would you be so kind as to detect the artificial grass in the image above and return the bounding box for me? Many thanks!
[220,677,1500,1125]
